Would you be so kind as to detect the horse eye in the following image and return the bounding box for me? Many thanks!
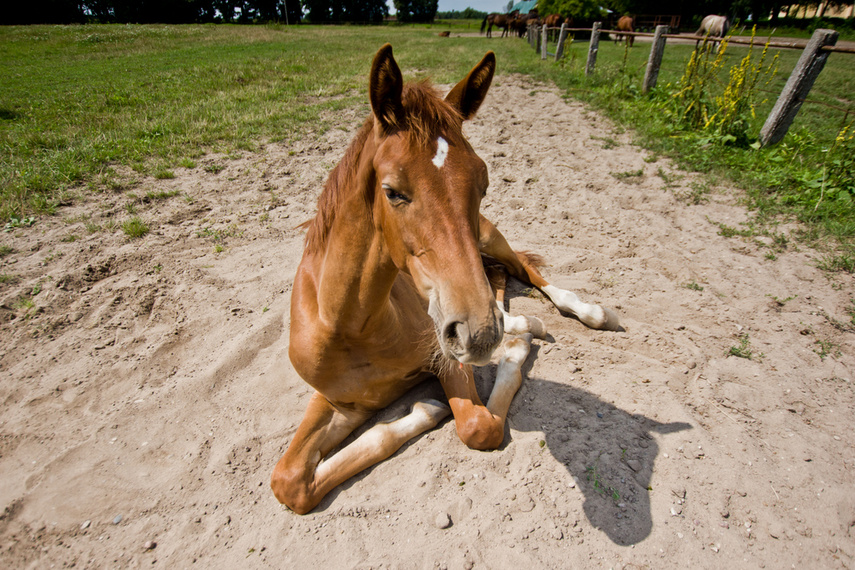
[382,184,409,204]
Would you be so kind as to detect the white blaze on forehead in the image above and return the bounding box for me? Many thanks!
[432,137,449,169]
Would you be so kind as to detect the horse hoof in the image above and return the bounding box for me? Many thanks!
[599,307,622,331]
[527,316,547,339]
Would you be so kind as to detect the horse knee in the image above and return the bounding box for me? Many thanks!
[457,410,503,450]
[270,461,316,515]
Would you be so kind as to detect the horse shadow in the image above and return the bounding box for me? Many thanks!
[472,348,691,546]
[314,342,689,546]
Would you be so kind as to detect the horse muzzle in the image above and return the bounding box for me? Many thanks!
[436,304,504,366]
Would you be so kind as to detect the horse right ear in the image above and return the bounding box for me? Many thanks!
[445,51,495,121]
[369,44,405,137]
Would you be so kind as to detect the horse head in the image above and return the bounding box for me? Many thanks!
[367,44,503,366]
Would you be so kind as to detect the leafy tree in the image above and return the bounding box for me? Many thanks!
[537,0,607,19]
[394,0,438,23]
[436,8,487,19]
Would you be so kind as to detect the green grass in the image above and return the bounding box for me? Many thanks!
[1,24,853,260]
[122,216,149,239]
[0,24,553,222]
[539,34,855,256]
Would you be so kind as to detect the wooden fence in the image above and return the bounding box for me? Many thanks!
[525,22,853,146]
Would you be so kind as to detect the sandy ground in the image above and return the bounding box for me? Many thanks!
[1,74,854,569]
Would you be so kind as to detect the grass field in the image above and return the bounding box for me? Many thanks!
[1,24,853,257]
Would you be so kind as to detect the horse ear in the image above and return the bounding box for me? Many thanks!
[369,44,405,136]
[445,51,495,120]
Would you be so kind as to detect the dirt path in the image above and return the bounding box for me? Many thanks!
[1,75,853,569]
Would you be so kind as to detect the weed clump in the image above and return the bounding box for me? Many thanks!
[122,216,149,239]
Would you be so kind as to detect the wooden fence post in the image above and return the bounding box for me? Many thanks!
[541,24,548,59]
[759,28,839,146]
[586,22,602,76]
[642,25,668,94]
[555,23,568,61]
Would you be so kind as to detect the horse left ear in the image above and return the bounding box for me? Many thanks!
[445,51,495,120]
[369,44,405,137]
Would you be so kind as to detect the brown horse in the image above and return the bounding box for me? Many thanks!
[270,44,620,514]
[543,13,563,41]
[481,12,516,38]
[615,15,634,47]
[543,13,563,28]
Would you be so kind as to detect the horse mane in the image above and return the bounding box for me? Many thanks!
[301,80,464,254]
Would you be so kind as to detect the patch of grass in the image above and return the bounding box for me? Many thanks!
[4,216,35,232]
[610,168,644,181]
[145,189,180,201]
[676,181,711,205]
[196,224,240,243]
[715,221,755,239]
[122,216,149,239]
[154,168,175,180]
[817,253,855,273]
[0,273,18,284]
[0,245,14,257]
[179,158,197,169]
[727,333,764,360]
[683,281,704,291]
[585,459,621,502]
[814,338,840,361]
[60,234,79,243]
[591,135,618,149]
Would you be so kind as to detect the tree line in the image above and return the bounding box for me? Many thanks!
[2,0,440,25]
[535,0,853,25]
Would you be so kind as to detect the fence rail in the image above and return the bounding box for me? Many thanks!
[525,22,850,146]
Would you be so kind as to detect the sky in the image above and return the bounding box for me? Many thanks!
[386,1,510,15]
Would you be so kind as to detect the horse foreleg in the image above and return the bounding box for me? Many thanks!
[271,392,449,514]
[440,334,530,450]
[488,265,547,339]
[479,215,621,331]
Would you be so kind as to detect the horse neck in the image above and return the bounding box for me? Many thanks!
[312,127,399,335]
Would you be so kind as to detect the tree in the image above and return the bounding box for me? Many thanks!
[394,0,438,23]
[536,0,607,20]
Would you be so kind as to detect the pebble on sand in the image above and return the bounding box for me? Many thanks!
[435,512,452,529]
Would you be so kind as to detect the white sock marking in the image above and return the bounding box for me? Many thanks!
[432,137,448,169]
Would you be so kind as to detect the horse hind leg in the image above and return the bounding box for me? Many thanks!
[479,215,621,331]
[271,392,449,514]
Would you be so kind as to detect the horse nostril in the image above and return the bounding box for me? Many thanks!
[443,321,461,344]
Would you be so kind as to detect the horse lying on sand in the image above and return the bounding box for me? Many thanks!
[270,44,621,514]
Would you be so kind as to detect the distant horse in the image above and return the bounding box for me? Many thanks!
[695,14,729,45]
[614,15,634,47]
[544,13,562,28]
[270,44,620,514]
[481,12,516,38]
[543,13,563,40]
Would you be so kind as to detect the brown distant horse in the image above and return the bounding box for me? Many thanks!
[270,44,620,514]
[615,15,634,47]
[481,12,515,38]
[543,13,563,40]
[544,13,562,28]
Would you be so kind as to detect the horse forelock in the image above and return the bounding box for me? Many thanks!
[303,80,465,255]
